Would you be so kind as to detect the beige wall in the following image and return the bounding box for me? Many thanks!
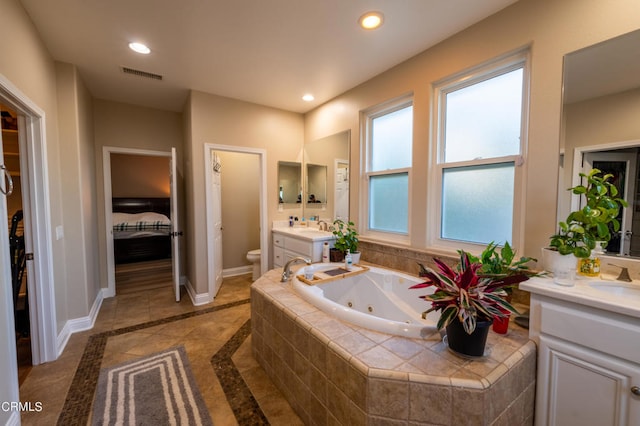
[303,0,640,260]
[55,62,100,321]
[185,91,304,293]
[0,0,93,417]
[218,151,261,269]
[0,0,67,344]
[111,154,171,198]
[93,99,184,289]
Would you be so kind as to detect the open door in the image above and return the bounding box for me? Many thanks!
[170,147,181,302]
[583,151,637,256]
[211,151,223,297]
[0,113,20,416]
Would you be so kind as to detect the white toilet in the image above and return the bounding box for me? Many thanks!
[246,249,261,281]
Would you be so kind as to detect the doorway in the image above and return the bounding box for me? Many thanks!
[102,147,182,301]
[204,144,267,301]
[0,74,58,374]
[110,153,172,294]
[1,104,31,382]
[583,150,638,256]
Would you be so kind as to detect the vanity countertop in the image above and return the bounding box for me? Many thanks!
[272,226,335,242]
[521,275,640,319]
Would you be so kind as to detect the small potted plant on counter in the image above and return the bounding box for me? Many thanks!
[545,168,627,285]
[332,219,360,263]
[411,250,529,357]
[470,241,538,333]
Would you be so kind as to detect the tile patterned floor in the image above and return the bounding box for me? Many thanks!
[17,274,303,425]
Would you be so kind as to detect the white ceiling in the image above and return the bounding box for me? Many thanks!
[20,0,518,113]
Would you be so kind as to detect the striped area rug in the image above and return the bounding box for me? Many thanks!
[91,346,213,426]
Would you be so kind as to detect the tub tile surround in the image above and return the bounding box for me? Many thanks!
[251,269,536,425]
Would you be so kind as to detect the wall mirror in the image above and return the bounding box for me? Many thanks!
[303,130,350,221]
[560,28,640,257]
[278,161,302,205]
[306,164,327,204]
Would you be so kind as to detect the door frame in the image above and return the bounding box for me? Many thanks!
[571,139,640,212]
[204,144,267,301]
[102,146,172,298]
[0,73,57,365]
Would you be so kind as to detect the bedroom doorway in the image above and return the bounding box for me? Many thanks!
[102,147,182,301]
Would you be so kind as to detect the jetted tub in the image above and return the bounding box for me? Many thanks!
[292,263,440,338]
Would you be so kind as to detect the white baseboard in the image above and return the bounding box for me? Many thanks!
[184,277,212,306]
[56,275,210,358]
[223,265,252,277]
[56,289,104,357]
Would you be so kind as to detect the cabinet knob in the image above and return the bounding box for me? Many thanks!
[632,386,640,396]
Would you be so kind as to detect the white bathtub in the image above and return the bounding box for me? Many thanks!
[292,264,440,338]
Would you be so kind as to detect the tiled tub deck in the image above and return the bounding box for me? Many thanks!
[251,268,535,426]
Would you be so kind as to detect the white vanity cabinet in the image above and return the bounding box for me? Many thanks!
[272,228,334,267]
[522,278,640,426]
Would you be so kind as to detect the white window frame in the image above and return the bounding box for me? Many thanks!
[360,95,413,243]
[428,48,530,255]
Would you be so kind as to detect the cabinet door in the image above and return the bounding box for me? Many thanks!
[538,335,640,426]
[273,245,284,267]
[273,233,285,248]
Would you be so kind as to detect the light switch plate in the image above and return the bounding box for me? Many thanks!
[55,225,64,240]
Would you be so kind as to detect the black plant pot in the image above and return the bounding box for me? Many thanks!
[445,317,493,357]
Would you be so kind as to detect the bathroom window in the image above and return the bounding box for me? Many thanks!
[431,49,529,251]
[363,97,413,237]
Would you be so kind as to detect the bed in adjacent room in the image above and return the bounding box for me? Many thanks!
[112,197,172,264]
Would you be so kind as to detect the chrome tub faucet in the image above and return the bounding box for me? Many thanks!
[281,256,311,282]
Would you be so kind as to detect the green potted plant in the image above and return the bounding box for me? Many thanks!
[411,250,529,357]
[332,219,360,263]
[470,241,539,333]
[545,168,628,284]
[467,241,538,278]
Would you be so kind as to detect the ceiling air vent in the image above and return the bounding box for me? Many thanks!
[121,66,163,81]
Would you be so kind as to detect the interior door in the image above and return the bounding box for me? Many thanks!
[170,147,181,302]
[1,123,20,400]
[335,160,349,221]
[583,152,637,256]
[211,151,223,296]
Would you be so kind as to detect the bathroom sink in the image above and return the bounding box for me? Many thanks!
[588,281,640,300]
[296,229,332,236]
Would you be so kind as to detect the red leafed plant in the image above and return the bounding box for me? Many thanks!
[410,251,529,335]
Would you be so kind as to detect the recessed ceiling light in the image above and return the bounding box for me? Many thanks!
[302,94,315,102]
[359,11,384,30]
[128,42,151,54]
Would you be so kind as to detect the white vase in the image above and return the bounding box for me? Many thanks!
[541,247,578,286]
[351,251,361,264]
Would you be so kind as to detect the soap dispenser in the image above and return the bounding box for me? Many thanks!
[578,241,603,277]
[344,249,353,271]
